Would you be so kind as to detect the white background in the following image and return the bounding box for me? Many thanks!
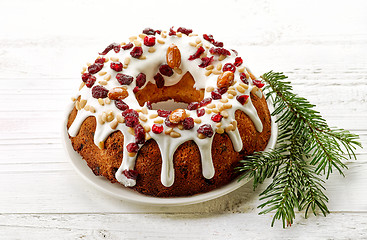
[0,0,366,239]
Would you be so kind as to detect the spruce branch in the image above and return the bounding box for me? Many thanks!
[236,71,362,227]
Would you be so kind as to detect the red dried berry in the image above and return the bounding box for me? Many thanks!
[240,73,249,84]
[234,57,243,67]
[164,116,176,127]
[211,90,222,100]
[134,124,145,144]
[136,73,146,88]
[188,46,205,60]
[88,63,104,74]
[203,34,223,47]
[144,36,155,47]
[142,27,155,35]
[211,113,222,122]
[198,56,214,68]
[182,117,194,130]
[122,109,139,118]
[146,101,152,110]
[157,109,172,118]
[252,79,265,88]
[231,49,238,56]
[209,47,231,56]
[169,27,176,36]
[155,30,162,34]
[99,43,120,55]
[125,116,139,127]
[130,46,143,58]
[81,73,91,82]
[159,64,174,76]
[197,124,214,138]
[110,62,123,72]
[218,87,228,95]
[85,75,96,88]
[133,86,139,94]
[236,95,249,105]
[177,27,193,35]
[126,143,139,153]
[122,169,138,180]
[122,42,133,50]
[152,124,163,134]
[95,58,105,64]
[115,99,129,111]
[154,73,164,88]
[197,108,205,117]
[187,102,200,110]
[116,73,133,85]
[200,97,212,107]
[92,85,108,98]
[213,41,223,47]
[222,63,236,73]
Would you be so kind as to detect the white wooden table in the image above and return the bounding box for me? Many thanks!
[1,0,366,239]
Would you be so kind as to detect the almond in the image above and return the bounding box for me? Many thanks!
[108,87,129,100]
[217,71,234,88]
[169,108,186,123]
[166,44,181,69]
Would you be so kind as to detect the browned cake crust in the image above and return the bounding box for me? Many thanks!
[67,72,271,197]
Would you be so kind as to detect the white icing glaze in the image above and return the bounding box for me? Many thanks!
[68,28,265,188]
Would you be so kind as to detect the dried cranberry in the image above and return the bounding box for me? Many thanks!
[122,109,139,118]
[218,87,228,95]
[134,124,145,144]
[231,49,238,56]
[187,102,200,110]
[81,73,91,82]
[122,169,138,179]
[152,124,163,134]
[169,27,176,36]
[209,47,231,56]
[188,46,205,60]
[164,117,176,127]
[91,85,108,98]
[213,41,223,47]
[110,62,123,72]
[115,99,129,111]
[155,30,162,34]
[88,63,103,74]
[122,42,133,50]
[85,75,96,88]
[154,73,164,88]
[222,63,236,73]
[144,36,155,47]
[116,73,133,85]
[234,57,243,67]
[126,143,139,153]
[136,73,146,88]
[133,86,139,94]
[99,43,120,55]
[200,97,212,107]
[182,117,194,130]
[203,34,223,47]
[146,101,152,110]
[236,95,249,105]
[211,114,222,122]
[125,116,139,127]
[211,90,222,100]
[197,124,214,138]
[240,73,248,84]
[198,56,214,68]
[177,27,193,35]
[130,46,143,58]
[253,79,265,88]
[95,58,105,64]
[157,109,172,118]
[142,27,155,35]
[197,108,205,117]
[159,64,174,76]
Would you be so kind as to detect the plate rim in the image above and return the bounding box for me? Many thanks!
[62,98,278,206]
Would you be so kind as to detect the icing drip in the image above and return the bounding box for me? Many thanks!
[68,28,266,188]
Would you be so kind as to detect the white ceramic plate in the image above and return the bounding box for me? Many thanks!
[62,99,278,206]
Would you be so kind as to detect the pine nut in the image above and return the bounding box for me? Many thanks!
[99,71,107,76]
[197,133,206,139]
[154,118,164,124]
[206,65,214,70]
[79,82,85,91]
[104,74,111,81]
[194,118,202,124]
[170,131,181,138]
[206,86,214,92]
[110,120,118,129]
[149,113,158,119]
[98,98,104,106]
[157,39,165,44]
[148,47,156,53]
[110,57,119,62]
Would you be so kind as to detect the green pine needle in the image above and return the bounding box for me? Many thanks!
[236,71,362,228]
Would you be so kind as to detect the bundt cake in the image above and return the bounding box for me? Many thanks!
[67,27,272,197]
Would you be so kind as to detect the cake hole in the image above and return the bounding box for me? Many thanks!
[151,99,188,111]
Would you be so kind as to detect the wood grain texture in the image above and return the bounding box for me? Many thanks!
[0,0,366,238]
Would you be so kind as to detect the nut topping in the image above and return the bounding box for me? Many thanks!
[169,108,186,124]
[217,71,234,88]
[166,44,181,69]
[107,87,129,100]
